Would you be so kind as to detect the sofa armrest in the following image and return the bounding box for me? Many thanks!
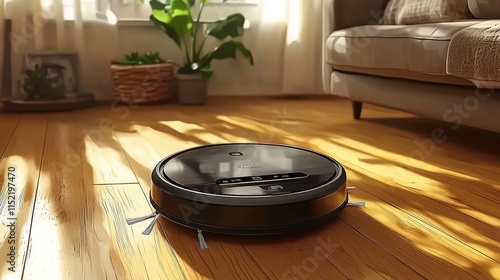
[322,0,389,92]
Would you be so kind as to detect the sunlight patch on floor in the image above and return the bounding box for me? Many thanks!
[135,124,200,156]
[328,137,488,185]
[190,132,229,144]
[159,121,205,134]
[24,220,63,279]
[218,132,255,143]
[216,115,291,137]
[0,155,34,280]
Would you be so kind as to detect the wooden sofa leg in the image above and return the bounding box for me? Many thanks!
[352,101,362,119]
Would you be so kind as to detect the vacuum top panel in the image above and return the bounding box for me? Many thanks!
[150,143,348,234]
[160,143,339,196]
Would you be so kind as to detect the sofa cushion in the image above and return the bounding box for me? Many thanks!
[381,0,469,25]
[325,21,480,82]
[468,0,500,18]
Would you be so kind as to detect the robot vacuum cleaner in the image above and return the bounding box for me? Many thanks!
[148,143,349,236]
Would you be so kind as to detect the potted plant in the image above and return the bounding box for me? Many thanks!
[23,63,66,100]
[111,51,174,104]
[3,52,96,112]
[149,0,254,105]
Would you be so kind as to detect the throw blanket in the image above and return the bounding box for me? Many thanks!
[447,20,500,88]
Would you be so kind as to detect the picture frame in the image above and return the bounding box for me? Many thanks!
[23,51,80,95]
[4,51,95,112]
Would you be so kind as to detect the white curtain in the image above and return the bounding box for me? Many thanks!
[1,0,325,99]
[1,0,118,100]
[0,0,6,98]
[279,0,325,94]
[205,0,326,96]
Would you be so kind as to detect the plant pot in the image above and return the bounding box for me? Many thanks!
[111,61,174,104]
[176,73,208,105]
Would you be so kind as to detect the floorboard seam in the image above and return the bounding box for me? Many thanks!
[337,218,426,279]
[19,118,49,280]
[0,115,22,159]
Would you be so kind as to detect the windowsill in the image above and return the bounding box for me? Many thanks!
[3,17,264,27]
[205,1,258,6]
[117,19,153,26]
[115,18,264,27]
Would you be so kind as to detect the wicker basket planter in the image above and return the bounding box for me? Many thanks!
[111,61,174,104]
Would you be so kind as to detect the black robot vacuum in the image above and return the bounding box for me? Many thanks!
[148,143,349,236]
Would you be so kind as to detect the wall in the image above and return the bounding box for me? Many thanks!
[116,21,289,99]
[2,2,325,100]
[2,21,291,100]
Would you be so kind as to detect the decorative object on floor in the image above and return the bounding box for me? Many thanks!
[127,143,365,249]
[2,51,95,112]
[111,51,174,104]
[22,64,66,100]
[24,51,80,94]
[3,93,96,112]
[149,0,254,105]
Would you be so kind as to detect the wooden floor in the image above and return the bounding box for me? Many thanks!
[0,96,499,280]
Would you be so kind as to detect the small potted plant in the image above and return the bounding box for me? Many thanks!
[149,0,254,105]
[23,63,66,100]
[111,51,174,104]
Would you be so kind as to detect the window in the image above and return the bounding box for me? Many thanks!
[4,0,106,21]
[109,0,260,22]
[3,0,259,23]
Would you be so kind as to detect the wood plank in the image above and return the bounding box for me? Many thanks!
[240,219,423,280]
[46,106,137,185]
[112,123,163,194]
[308,138,500,261]
[23,121,97,279]
[229,98,500,189]
[240,235,348,280]
[157,219,270,280]
[301,220,423,279]
[113,120,230,189]
[0,115,47,280]
[341,184,500,279]
[304,115,500,201]
[23,123,184,280]
[92,185,185,280]
[323,100,500,175]
[79,121,138,185]
[227,96,500,174]
[13,97,500,279]
[0,114,21,158]
[103,103,187,123]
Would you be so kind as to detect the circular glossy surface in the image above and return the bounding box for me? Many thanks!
[152,143,346,205]
[150,143,348,234]
[162,143,336,193]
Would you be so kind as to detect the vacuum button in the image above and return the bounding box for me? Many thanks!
[267,185,283,191]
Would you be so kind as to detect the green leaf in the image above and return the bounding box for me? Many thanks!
[121,51,165,65]
[150,15,181,46]
[169,0,193,36]
[207,13,246,40]
[150,0,193,43]
[151,3,172,24]
[149,0,168,10]
[202,39,254,67]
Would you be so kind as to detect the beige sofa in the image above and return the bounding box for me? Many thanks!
[322,0,500,133]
